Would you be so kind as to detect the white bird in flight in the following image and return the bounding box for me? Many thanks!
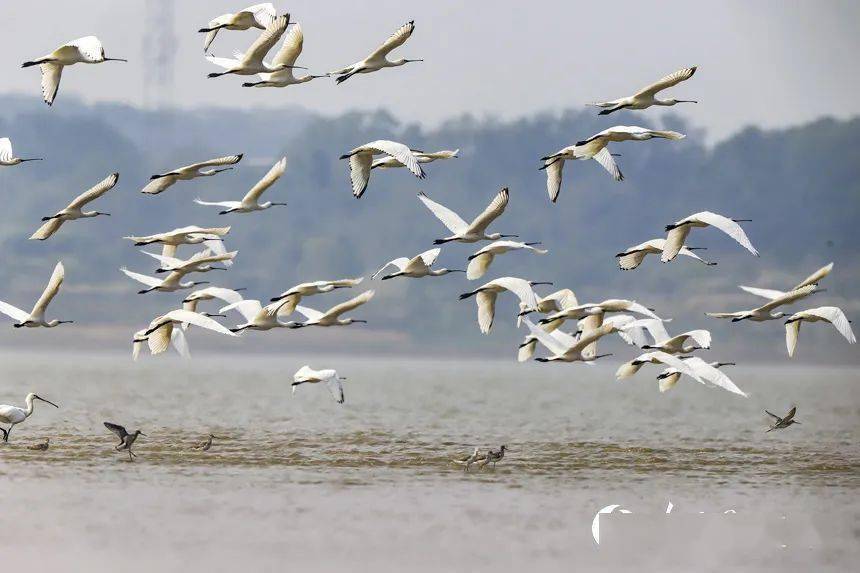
[615,238,716,270]
[199,3,277,53]
[21,36,127,106]
[242,24,329,88]
[784,306,856,358]
[615,351,703,382]
[738,263,833,301]
[269,278,365,316]
[372,248,463,280]
[706,284,821,322]
[521,318,617,363]
[624,318,711,354]
[466,240,547,280]
[141,248,237,274]
[661,211,758,262]
[220,298,297,332]
[292,366,346,404]
[459,277,551,334]
[133,309,237,359]
[0,262,71,328]
[539,145,622,203]
[372,149,458,170]
[182,286,246,314]
[656,359,745,396]
[292,290,376,328]
[588,67,698,115]
[419,188,517,245]
[132,326,189,361]
[537,299,663,331]
[124,226,231,256]
[29,172,118,240]
[141,155,242,195]
[195,157,287,214]
[0,137,42,166]
[331,20,421,84]
[0,393,59,442]
[207,15,304,78]
[341,140,424,198]
[120,268,212,295]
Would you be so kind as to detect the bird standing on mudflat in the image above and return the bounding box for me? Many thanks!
[104,422,145,461]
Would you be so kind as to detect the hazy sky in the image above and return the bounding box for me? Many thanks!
[1,1,859,140]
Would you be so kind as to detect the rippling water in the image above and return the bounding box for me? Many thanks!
[1,352,858,571]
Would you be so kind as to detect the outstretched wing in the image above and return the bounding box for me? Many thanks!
[242,157,286,203]
[468,188,509,234]
[489,277,538,309]
[104,421,128,440]
[785,319,801,357]
[592,148,623,181]
[371,257,410,280]
[755,285,816,312]
[29,218,64,241]
[544,158,564,202]
[326,375,345,404]
[349,152,373,198]
[293,305,325,322]
[119,267,162,288]
[322,290,375,320]
[244,14,290,63]
[366,140,424,179]
[683,357,747,397]
[693,211,759,257]
[804,306,856,343]
[184,154,243,173]
[271,23,303,67]
[783,406,797,422]
[739,286,786,300]
[0,138,13,162]
[163,309,237,337]
[794,262,833,291]
[40,63,63,106]
[220,299,264,323]
[367,20,415,60]
[30,261,64,316]
[522,318,577,356]
[417,192,468,233]
[68,172,119,209]
[140,175,178,195]
[633,66,697,98]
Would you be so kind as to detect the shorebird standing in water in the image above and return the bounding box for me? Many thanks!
[193,434,225,451]
[766,407,801,432]
[104,422,145,461]
[28,438,49,451]
[478,445,507,470]
[0,393,59,441]
[452,447,482,472]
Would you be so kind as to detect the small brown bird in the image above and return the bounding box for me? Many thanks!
[28,438,49,451]
[766,407,801,432]
[193,434,224,451]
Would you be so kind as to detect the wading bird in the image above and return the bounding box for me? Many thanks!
[141,155,242,195]
[615,238,715,270]
[738,263,834,301]
[141,248,237,274]
[242,24,329,88]
[477,445,507,470]
[292,366,346,404]
[291,290,376,328]
[784,307,856,357]
[452,447,482,472]
[372,149,458,170]
[0,262,71,328]
[623,318,711,354]
[588,67,698,115]
[207,15,303,78]
[193,434,226,451]
[120,268,212,294]
[133,309,237,359]
[522,318,617,363]
[0,393,58,442]
[661,211,758,262]
[466,241,547,280]
[220,298,297,331]
[539,145,622,203]
[199,3,276,52]
[655,358,746,396]
[28,438,50,451]
[331,20,421,84]
[0,137,42,166]
[270,278,364,315]
[29,173,118,240]
[104,422,144,461]
[22,36,127,106]
[765,407,800,432]
[341,140,424,198]
[419,188,517,245]
[706,284,821,322]
[195,157,287,213]
[372,247,464,280]
[460,277,551,334]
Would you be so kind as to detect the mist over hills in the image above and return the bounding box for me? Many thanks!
[0,94,857,362]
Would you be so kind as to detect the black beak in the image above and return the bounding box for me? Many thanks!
[104,57,128,62]
[35,396,59,408]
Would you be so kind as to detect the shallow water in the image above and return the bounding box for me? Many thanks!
[0,352,858,571]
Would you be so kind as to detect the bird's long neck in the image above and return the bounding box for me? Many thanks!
[655,99,675,106]
[24,396,35,417]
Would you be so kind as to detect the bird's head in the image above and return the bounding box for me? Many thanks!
[29,393,59,408]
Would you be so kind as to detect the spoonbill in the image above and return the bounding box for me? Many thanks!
[0,393,58,442]
[656,359,746,396]
[419,188,517,245]
[706,284,821,322]
[207,15,303,78]
[615,351,703,381]
[341,140,424,198]
[661,211,758,262]
[459,277,550,334]
[29,172,118,240]
[739,263,833,301]
[372,149,458,170]
[124,226,231,248]
[765,407,800,432]
[516,292,578,362]
[242,24,329,88]
[291,290,376,328]
[141,155,242,195]
[199,3,276,52]
[120,268,211,294]
[141,248,237,274]
[0,137,42,166]
[269,278,365,315]
[784,306,856,357]
[623,318,711,354]
[195,157,287,213]
[220,298,297,331]
[182,286,247,313]
[539,146,622,203]
[372,247,464,280]
[616,238,715,270]
[0,261,71,328]
[467,241,547,280]
[588,66,698,115]
[132,326,189,360]
[133,309,237,359]
[537,299,662,330]
[521,318,616,363]
[22,36,127,106]
[331,20,421,84]
[104,422,144,461]
[292,366,346,404]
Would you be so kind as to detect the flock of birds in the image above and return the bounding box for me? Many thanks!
[0,4,856,461]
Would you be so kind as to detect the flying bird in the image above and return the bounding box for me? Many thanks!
[21,36,127,106]
[29,173,118,240]
[372,149,458,170]
[784,306,856,357]
[292,366,346,404]
[207,15,303,78]
[195,157,287,214]
[341,140,424,198]
[521,318,617,363]
[242,24,329,88]
[588,67,698,115]
[199,3,277,52]
[0,137,42,166]
[269,278,365,316]
[331,20,421,84]
[537,299,663,331]
[0,262,71,328]
[182,286,247,314]
[738,263,834,301]
[661,211,758,262]
[539,145,622,203]
[220,298,298,331]
[460,277,551,334]
[132,309,237,359]
[103,422,145,461]
[371,248,464,280]
[656,358,746,396]
[615,351,703,382]
[141,248,237,274]
[418,188,516,244]
[141,155,242,195]
[615,238,715,270]
[124,226,231,253]
[623,318,711,354]
[291,290,375,328]
[765,407,800,432]
[120,267,212,294]
[466,241,547,281]
[0,393,58,442]
[706,284,821,322]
